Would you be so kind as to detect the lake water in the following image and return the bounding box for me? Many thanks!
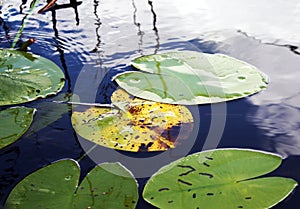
[0,0,300,208]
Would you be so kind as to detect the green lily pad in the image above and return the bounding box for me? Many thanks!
[71,89,193,152]
[0,107,35,149]
[5,159,138,209]
[0,49,65,106]
[114,51,268,105]
[73,162,138,208]
[143,148,297,209]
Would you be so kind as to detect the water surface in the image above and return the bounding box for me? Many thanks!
[0,0,300,208]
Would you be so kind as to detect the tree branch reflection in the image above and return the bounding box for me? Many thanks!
[132,0,144,55]
[148,0,160,54]
[19,0,27,14]
[0,17,10,41]
[90,0,104,67]
[48,0,82,93]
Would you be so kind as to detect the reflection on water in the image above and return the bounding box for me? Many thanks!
[0,17,10,41]
[201,30,300,157]
[91,0,102,55]
[172,0,300,47]
[251,104,300,157]
[0,147,20,202]
[131,0,144,55]
[147,0,160,54]
[46,0,83,93]
[1,0,300,208]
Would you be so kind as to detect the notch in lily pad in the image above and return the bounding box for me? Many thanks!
[5,159,138,209]
[0,49,65,106]
[143,148,297,209]
[71,89,194,152]
[0,106,35,149]
[114,51,268,105]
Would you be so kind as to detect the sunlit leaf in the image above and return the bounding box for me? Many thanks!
[5,160,138,209]
[5,159,79,209]
[71,89,193,152]
[114,51,268,105]
[0,107,35,149]
[143,148,297,209]
[111,89,193,130]
[0,49,65,106]
[73,162,138,209]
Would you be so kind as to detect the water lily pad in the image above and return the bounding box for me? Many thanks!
[114,51,268,105]
[143,148,297,209]
[73,162,138,208]
[0,49,65,106]
[5,159,138,209]
[71,89,193,152]
[0,107,35,149]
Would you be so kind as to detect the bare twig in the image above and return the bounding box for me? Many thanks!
[52,100,114,108]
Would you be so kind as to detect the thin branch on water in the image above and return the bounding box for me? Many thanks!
[18,37,35,51]
[52,100,114,108]
[76,144,98,162]
[38,0,57,14]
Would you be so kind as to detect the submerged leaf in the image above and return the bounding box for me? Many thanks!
[114,51,268,105]
[0,107,35,149]
[0,49,65,106]
[72,89,193,152]
[5,160,138,209]
[143,149,297,209]
[24,93,71,136]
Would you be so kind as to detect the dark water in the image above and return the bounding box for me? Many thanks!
[0,0,300,208]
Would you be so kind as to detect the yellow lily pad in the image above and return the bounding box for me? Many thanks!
[72,89,194,152]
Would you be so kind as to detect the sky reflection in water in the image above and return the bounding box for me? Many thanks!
[0,0,300,207]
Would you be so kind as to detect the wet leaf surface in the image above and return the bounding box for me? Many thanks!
[73,162,138,209]
[115,51,268,105]
[143,149,297,209]
[0,107,35,149]
[0,49,65,106]
[5,160,138,209]
[72,89,194,152]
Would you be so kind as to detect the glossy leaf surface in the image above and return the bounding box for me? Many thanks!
[5,160,138,209]
[0,107,35,149]
[143,149,297,209]
[115,51,268,105]
[0,49,65,106]
[73,162,138,209]
[72,89,193,152]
